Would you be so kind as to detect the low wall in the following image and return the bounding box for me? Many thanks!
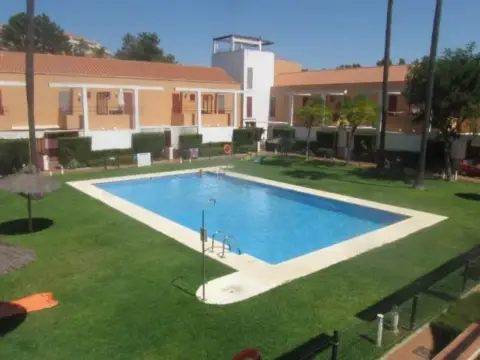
[90,130,133,151]
[200,127,234,143]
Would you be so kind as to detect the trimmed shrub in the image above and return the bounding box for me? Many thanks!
[179,133,202,149]
[316,131,336,148]
[58,137,91,167]
[265,141,277,152]
[232,128,255,146]
[272,126,295,139]
[384,150,419,169]
[199,142,230,158]
[164,130,172,147]
[235,144,257,154]
[132,132,165,159]
[0,139,30,175]
[252,127,264,142]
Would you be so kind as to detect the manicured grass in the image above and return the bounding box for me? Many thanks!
[0,156,479,359]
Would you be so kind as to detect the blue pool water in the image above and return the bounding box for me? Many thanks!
[97,173,407,264]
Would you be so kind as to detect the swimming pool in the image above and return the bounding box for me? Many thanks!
[97,171,407,264]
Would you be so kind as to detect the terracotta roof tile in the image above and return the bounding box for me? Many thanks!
[0,51,237,84]
[274,65,408,87]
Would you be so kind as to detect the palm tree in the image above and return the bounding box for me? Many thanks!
[377,0,394,170]
[26,0,37,171]
[414,0,443,189]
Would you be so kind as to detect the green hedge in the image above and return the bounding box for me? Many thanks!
[316,131,336,148]
[272,126,295,139]
[232,129,255,146]
[0,139,30,175]
[179,133,203,149]
[199,142,231,158]
[234,144,257,154]
[58,137,92,167]
[164,130,172,147]
[251,127,264,142]
[132,132,165,159]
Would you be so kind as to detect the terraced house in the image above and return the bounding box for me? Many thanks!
[1,34,472,158]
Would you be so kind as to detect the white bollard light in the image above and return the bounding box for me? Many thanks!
[392,305,399,334]
[376,314,384,347]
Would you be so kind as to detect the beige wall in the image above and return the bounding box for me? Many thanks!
[0,72,241,131]
[271,82,429,133]
[275,58,303,76]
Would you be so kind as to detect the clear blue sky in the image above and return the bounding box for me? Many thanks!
[1,0,479,69]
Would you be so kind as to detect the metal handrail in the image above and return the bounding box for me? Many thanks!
[211,230,225,252]
[221,235,240,257]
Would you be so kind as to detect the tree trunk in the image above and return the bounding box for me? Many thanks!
[443,132,453,181]
[377,0,394,170]
[306,126,311,161]
[346,128,355,164]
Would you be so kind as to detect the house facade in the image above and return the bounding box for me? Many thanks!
[1,34,476,155]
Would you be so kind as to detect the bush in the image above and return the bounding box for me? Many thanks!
[58,137,91,167]
[164,130,172,147]
[0,139,30,175]
[179,133,203,149]
[132,132,165,159]
[232,129,255,146]
[252,127,264,142]
[384,150,419,169]
[272,126,295,139]
[316,131,336,148]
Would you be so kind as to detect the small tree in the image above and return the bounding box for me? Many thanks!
[295,97,331,160]
[72,38,90,56]
[405,42,480,180]
[338,95,378,163]
[115,32,176,63]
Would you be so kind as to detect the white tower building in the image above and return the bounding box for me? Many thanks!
[211,35,275,138]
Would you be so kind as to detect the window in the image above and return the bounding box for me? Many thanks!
[388,94,398,112]
[202,94,215,114]
[246,96,253,118]
[0,90,4,116]
[269,97,276,117]
[189,94,195,101]
[172,93,182,113]
[302,96,309,106]
[59,90,73,115]
[96,92,110,115]
[247,67,253,89]
[217,95,225,114]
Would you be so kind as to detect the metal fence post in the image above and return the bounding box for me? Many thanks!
[376,314,384,347]
[330,330,340,360]
[392,305,399,334]
[410,294,419,330]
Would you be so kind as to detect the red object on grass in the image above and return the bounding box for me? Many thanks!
[461,160,480,176]
[232,348,262,360]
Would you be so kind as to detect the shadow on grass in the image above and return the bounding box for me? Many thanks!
[0,218,54,235]
[356,245,480,321]
[171,276,197,298]
[0,303,27,337]
[274,332,331,360]
[455,193,480,201]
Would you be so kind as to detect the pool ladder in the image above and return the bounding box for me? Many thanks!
[210,231,241,257]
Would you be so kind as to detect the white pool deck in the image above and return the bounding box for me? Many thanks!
[68,166,448,305]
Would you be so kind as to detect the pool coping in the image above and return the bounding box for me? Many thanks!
[68,166,448,305]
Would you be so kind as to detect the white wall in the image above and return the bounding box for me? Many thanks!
[90,130,133,151]
[0,131,45,139]
[384,133,421,152]
[211,50,245,83]
[200,127,234,143]
[243,49,275,133]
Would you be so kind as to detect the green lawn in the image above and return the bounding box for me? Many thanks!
[0,157,479,360]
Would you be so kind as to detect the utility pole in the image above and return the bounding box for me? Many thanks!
[415,0,443,189]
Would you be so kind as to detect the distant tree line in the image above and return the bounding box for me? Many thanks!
[0,12,176,63]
